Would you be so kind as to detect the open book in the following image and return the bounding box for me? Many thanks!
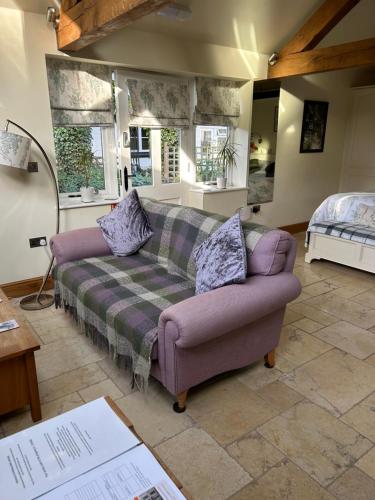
[0,398,185,500]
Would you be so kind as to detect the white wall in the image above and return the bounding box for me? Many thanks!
[0,7,266,284]
[248,72,352,227]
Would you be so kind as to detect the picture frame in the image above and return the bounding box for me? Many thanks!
[299,100,329,153]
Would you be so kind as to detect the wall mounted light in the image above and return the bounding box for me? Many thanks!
[47,6,60,28]
[268,52,279,66]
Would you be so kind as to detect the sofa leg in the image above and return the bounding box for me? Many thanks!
[173,391,188,413]
[264,349,275,369]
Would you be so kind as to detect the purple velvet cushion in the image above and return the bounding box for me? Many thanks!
[193,213,247,295]
[97,190,153,256]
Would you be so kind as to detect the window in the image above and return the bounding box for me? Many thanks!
[130,127,152,187]
[195,125,229,182]
[161,128,180,184]
[53,126,117,196]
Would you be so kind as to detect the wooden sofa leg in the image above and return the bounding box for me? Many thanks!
[173,390,188,413]
[264,349,275,369]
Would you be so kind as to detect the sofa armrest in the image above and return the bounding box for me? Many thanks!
[159,272,301,349]
[50,227,111,265]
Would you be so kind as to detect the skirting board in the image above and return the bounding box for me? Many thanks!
[1,276,54,299]
[279,221,309,234]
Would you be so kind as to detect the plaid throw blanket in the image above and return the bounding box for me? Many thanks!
[54,199,273,388]
[54,253,195,388]
[309,221,375,247]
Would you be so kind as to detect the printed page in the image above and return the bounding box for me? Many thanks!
[40,444,186,500]
[0,398,140,500]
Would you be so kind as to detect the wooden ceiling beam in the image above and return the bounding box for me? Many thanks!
[268,37,375,79]
[57,0,173,52]
[278,0,360,57]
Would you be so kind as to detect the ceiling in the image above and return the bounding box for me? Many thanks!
[1,0,374,54]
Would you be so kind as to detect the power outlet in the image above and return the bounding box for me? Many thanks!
[252,205,261,214]
[29,237,47,248]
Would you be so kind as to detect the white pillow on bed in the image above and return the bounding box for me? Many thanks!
[354,203,375,227]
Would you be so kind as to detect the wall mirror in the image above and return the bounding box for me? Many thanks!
[247,80,280,205]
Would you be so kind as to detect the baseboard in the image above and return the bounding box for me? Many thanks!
[279,221,309,234]
[1,276,54,299]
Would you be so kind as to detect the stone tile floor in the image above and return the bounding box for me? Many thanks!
[2,232,375,499]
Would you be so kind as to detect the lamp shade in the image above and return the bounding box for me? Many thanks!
[0,130,31,170]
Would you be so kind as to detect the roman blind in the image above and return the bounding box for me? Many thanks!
[127,77,190,128]
[46,58,114,127]
[194,77,242,127]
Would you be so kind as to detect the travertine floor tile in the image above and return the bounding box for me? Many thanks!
[290,302,337,326]
[237,361,282,391]
[256,380,304,412]
[356,447,375,479]
[116,383,192,447]
[97,357,135,395]
[294,266,337,286]
[231,459,335,500]
[276,325,332,373]
[292,317,323,333]
[303,281,338,297]
[187,378,278,446]
[155,428,250,500]
[0,393,83,436]
[290,290,312,304]
[35,337,104,381]
[351,288,375,309]
[341,393,375,442]
[366,353,375,366]
[283,307,304,325]
[226,431,284,478]
[39,363,107,403]
[305,292,375,329]
[328,467,375,500]
[258,401,372,487]
[282,350,375,416]
[79,379,123,402]
[313,321,375,359]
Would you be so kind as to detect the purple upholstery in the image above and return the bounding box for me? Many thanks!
[248,229,293,276]
[50,205,301,402]
[51,227,111,265]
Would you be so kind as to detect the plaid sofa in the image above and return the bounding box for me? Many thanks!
[51,199,301,411]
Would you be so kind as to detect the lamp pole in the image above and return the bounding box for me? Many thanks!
[5,120,60,310]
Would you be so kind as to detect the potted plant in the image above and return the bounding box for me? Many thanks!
[77,150,96,203]
[216,138,239,189]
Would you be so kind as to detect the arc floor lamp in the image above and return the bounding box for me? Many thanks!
[0,119,60,310]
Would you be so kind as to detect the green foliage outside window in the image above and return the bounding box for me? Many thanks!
[53,127,105,193]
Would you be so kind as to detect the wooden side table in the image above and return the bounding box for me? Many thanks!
[0,289,41,422]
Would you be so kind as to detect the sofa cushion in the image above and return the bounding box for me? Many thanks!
[97,189,153,256]
[245,228,292,276]
[194,213,247,294]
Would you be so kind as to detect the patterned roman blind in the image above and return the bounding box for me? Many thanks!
[127,77,190,128]
[194,77,242,127]
[46,58,114,127]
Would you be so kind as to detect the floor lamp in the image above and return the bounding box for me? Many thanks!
[0,119,60,310]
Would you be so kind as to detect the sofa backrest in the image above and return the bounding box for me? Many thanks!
[140,198,294,280]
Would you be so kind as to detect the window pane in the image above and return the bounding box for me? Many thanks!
[130,127,153,187]
[161,128,180,184]
[195,125,229,182]
[53,126,106,193]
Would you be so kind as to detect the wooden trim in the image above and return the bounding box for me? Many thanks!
[1,276,54,299]
[279,221,309,234]
[58,0,172,51]
[268,37,375,79]
[278,0,360,57]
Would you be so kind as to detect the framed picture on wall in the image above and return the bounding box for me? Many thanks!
[300,100,329,153]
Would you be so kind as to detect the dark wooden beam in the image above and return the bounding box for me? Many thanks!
[279,0,360,57]
[268,37,375,79]
[58,0,172,51]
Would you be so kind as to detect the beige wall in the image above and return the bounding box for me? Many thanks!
[0,7,266,284]
[248,72,352,228]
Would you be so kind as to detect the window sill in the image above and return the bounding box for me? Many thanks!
[59,195,121,210]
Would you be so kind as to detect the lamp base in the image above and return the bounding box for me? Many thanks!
[20,293,54,311]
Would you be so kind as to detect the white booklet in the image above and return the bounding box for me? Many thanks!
[0,398,140,500]
[40,444,185,500]
[0,319,19,333]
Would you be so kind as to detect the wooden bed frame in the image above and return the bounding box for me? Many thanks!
[305,232,375,274]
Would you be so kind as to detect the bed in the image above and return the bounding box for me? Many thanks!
[305,193,375,273]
